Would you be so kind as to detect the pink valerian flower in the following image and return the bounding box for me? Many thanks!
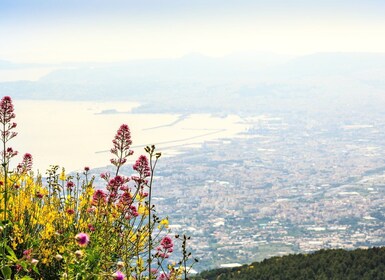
[36,192,44,199]
[100,172,110,181]
[17,153,33,173]
[110,124,134,168]
[124,205,139,220]
[107,175,129,192]
[4,147,18,162]
[23,249,32,260]
[75,233,90,247]
[66,209,75,215]
[118,191,133,206]
[160,236,173,249]
[156,236,174,259]
[66,181,75,190]
[112,271,125,280]
[92,189,107,205]
[157,272,170,280]
[0,96,18,147]
[0,96,16,124]
[87,223,95,232]
[133,155,151,178]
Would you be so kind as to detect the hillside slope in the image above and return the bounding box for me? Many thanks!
[195,247,385,280]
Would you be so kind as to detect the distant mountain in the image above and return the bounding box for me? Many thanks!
[0,52,384,113]
[194,247,385,280]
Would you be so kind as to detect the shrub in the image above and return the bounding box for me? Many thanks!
[0,96,197,280]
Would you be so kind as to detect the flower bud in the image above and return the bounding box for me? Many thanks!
[55,254,63,261]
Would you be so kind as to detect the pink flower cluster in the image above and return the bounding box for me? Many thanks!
[17,153,33,173]
[75,232,90,247]
[155,236,174,259]
[110,124,134,167]
[113,270,125,280]
[92,189,107,205]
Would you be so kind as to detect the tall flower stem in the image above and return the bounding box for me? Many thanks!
[0,96,17,273]
[145,145,160,280]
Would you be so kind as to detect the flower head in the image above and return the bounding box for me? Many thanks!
[92,189,107,205]
[66,181,75,190]
[55,254,63,261]
[75,250,84,259]
[112,271,125,280]
[110,124,134,168]
[133,155,151,178]
[0,96,18,147]
[17,153,33,173]
[75,233,90,247]
[0,96,16,124]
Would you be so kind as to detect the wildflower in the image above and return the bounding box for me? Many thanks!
[160,236,173,249]
[31,259,39,266]
[75,250,84,259]
[0,96,15,124]
[17,153,33,173]
[92,189,107,205]
[75,232,90,247]
[66,209,75,215]
[112,271,125,280]
[84,166,90,172]
[66,181,74,190]
[23,249,32,260]
[110,124,134,167]
[100,172,109,180]
[107,175,128,193]
[87,223,95,232]
[116,261,124,269]
[59,168,66,181]
[0,96,17,148]
[55,254,63,261]
[157,272,170,280]
[36,192,44,198]
[118,192,133,206]
[158,218,169,229]
[124,205,139,220]
[133,155,151,178]
[156,236,174,259]
[15,264,22,272]
[4,147,18,160]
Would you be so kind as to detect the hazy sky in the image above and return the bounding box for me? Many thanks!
[1,0,385,63]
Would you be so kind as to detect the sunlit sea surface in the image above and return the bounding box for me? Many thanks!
[12,100,250,172]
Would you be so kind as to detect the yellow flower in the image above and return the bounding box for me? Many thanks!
[137,204,149,216]
[59,168,66,181]
[158,218,169,229]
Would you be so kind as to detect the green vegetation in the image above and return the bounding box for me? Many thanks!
[194,247,385,280]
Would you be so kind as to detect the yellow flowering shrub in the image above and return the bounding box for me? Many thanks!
[0,96,197,280]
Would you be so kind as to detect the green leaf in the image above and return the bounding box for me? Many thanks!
[32,265,39,275]
[1,266,12,279]
[5,245,17,261]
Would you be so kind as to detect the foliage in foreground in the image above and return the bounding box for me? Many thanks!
[195,247,385,280]
[0,96,197,279]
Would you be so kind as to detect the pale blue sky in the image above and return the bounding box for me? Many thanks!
[1,0,385,62]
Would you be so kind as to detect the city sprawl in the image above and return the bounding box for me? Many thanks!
[149,111,385,271]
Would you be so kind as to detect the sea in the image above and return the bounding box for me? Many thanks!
[11,100,250,173]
